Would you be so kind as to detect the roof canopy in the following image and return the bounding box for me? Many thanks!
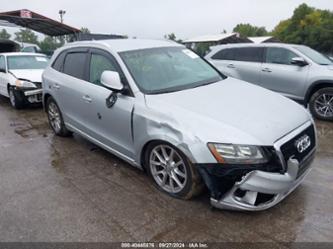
[0,9,80,36]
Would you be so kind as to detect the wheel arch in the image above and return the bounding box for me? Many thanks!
[139,138,196,171]
[305,80,333,104]
[43,93,53,111]
[7,83,12,93]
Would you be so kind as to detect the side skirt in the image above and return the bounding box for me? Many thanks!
[65,122,143,170]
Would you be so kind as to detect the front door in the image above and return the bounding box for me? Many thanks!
[260,47,309,100]
[82,49,135,159]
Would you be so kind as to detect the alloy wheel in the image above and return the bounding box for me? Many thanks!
[48,102,62,133]
[314,93,333,118]
[149,145,187,194]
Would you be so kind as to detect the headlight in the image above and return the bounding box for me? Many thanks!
[15,79,37,89]
[208,143,268,164]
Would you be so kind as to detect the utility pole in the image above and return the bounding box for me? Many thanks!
[58,10,66,44]
[59,10,66,23]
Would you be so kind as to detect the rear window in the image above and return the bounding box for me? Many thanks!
[63,52,87,80]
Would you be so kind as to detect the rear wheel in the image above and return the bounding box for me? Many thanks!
[145,142,203,199]
[46,97,72,137]
[309,87,333,121]
[8,87,24,109]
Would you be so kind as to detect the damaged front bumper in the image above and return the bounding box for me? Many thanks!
[210,154,314,211]
[197,121,316,211]
[18,88,43,104]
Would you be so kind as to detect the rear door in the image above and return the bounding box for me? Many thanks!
[260,47,309,100]
[209,48,237,76]
[52,48,90,131]
[231,47,264,84]
[209,47,264,85]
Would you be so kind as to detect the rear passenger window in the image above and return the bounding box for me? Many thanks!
[234,47,263,62]
[212,48,235,60]
[51,52,66,72]
[266,47,298,65]
[89,54,118,85]
[63,52,87,80]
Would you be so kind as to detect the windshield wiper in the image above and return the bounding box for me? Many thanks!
[192,79,220,89]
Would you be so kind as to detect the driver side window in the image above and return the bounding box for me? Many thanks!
[266,47,298,65]
[89,53,117,85]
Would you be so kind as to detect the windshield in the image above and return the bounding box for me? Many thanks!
[294,46,332,65]
[7,55,49,70]
[120,47,223,94]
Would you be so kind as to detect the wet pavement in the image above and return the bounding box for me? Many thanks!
[0,95,332,243]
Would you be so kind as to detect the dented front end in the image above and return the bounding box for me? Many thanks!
[197,123,316,211]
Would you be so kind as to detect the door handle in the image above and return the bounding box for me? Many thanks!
[227,63,235,69]
[262,68,272,73]
[82,95,92,103]
[53,83,60,89]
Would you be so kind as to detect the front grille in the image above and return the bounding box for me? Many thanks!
[280,124,316,166]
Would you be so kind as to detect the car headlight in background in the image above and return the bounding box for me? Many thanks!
[208,143,268,164]
[15,79,37,89]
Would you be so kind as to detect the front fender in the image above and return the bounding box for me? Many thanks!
[132,105,211,165]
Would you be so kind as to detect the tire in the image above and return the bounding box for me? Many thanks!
[46,97,72,137]
[8,87,25,109]
[309,87,333,121]
[145,141,204,200]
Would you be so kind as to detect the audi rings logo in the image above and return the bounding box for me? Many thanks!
[295,135,311,153]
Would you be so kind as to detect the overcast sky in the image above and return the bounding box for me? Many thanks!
[1,0,332,40]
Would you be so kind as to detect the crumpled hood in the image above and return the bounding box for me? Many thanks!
[145,77,311,146]
[10,69,44,82]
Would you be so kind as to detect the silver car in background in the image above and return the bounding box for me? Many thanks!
[42,39,316,211]
[206,43,333,121]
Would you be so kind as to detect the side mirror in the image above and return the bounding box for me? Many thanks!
[101,71,123,92]
[291,57,308,67]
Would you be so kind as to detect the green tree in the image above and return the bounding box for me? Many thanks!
[0,29,11,39]
[39,36,63,54]
[80,27,91,34]
[233,23,268,38]
[164,33,182,43]
[164,33,176,41]
[272,3,333,53]
[14,28,38,44]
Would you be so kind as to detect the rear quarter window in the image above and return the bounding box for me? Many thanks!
[51,52,66,72]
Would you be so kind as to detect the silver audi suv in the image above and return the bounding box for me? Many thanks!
[206,43,333,121]
[42,39,316,211]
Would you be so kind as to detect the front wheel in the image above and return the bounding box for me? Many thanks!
[145,142,203,199]
[8,87,24,109]
[46,97,72,137]
[309,87,333,121]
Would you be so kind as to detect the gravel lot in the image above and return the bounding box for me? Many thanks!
[0,95,332,243]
